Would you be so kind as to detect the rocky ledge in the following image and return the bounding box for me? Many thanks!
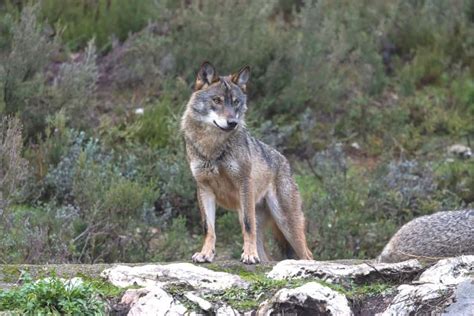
[1,256,473,315]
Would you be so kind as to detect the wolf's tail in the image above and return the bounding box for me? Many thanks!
[265,187,313,260]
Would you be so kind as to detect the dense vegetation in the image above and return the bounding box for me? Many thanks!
[0,0,473,264]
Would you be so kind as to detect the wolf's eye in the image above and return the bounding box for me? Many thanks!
[212,97,222,104]
[233,98,239,106]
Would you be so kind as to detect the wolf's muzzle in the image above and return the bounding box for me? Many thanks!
[227,120,238,129]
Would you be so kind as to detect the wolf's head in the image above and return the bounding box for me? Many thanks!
[185,62,250,132]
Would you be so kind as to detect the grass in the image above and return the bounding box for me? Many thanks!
[0,273,107,315]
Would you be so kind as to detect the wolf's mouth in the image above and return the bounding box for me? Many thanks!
[213,120,235,132]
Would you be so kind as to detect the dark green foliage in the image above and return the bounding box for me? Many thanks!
[40,0,159,51]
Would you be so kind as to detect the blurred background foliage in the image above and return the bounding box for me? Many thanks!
[0,0,473,264]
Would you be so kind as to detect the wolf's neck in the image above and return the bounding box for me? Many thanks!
[183,117,236,161]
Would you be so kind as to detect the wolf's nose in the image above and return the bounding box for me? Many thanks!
[227,120,238,129]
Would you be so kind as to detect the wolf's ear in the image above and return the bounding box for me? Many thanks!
[231,66,250,92]
[195,62,218,90]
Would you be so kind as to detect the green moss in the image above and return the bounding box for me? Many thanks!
[76,273,126,298]
[164,283,203,312]
[315,279,393,299]
[202,274,308,312]
[1,266,22,283]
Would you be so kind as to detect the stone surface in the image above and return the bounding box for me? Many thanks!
[2,257,472,315]
[258,282,353,315]
[184,292,213,311]
[378,283,452,315]
[101,262,249,292]
[417,255,474,285]
[267,259,422,284]
[127,287,187,316]
[379,255,474,315]
[215,304,239,315]
[443,280,474,316]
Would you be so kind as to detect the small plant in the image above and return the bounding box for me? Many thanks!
[0,273,106,315]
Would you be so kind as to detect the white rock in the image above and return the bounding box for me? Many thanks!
[215,304,239,316]
[184,292,213,311]
[134,108,144,115]
[102,263,248,292]
[448,144,472,159]
[417,255,474,285]
[120,288,150,306]
[379,255,474,315]
[267,259,422,283]
[127,287,187,316]
[378,283,450,315]
[258,282,353,315]
[351,142,361,150]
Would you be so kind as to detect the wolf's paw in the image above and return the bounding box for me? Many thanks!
[240,252,260,265]
[192,251,215,263]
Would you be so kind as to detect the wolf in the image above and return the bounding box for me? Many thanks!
[180,62,313,264]
[377,209,474,263]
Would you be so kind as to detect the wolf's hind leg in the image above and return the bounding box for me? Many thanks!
[265,185,313,260]
[192,187,216,263]
[255,203,271,262]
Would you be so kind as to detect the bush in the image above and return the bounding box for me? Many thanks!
[153,216,198,262]
[300,145,462,260]
[0,274,106,314]
[52,39,99,129]
[0,116,29,211]
[40,0,159,51]
[0,5,58,137]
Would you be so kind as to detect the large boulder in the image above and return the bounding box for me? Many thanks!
[101,262,249,292]
[267,259,422,285]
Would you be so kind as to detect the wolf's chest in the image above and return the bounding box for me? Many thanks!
[190,158,239,180]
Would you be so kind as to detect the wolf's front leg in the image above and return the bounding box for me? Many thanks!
[193,188,216,263]
[239,179,260,264]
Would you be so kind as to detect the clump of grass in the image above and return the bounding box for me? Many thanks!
[0,273,106,315]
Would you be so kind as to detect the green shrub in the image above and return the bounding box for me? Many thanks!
[153,216,198,262]
[0,116,29,211]
[0,274,106,315]
[0,5,58,137]
[0,203,78,264]
[52,40,99,129]
[40,0,159,51]
[436,159,474,204]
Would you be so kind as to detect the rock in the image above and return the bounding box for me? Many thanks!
[378,283,452,315]
[448,144,472,159]
[102,263,248,292]
[443,280,474,316]
[120,288,150,306]
[127,287,187,316]
[215,304,239,315]
[379,255,474,315]
[267,259,422,285]
[377,210,474,263]
[417,255,474,285]
[258,282,353,315]
[184,292,213,311]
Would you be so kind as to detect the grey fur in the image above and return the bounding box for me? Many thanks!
[181,62,312,264]
[377,209,474,263]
